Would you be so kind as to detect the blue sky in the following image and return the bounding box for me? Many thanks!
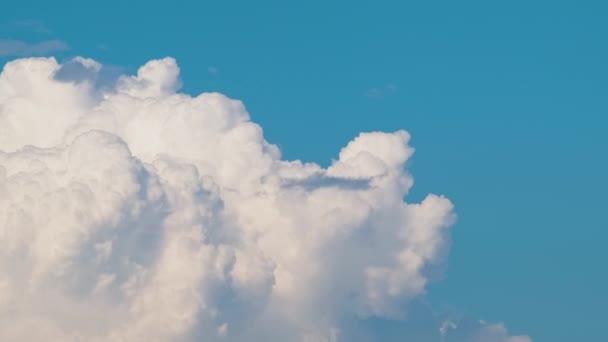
[1,1,607,341]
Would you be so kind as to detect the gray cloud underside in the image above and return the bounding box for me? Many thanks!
[0,39,68,56]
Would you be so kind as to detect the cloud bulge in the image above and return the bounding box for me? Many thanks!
[0,56,529,341]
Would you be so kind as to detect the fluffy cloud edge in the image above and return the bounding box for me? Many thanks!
[0,56,530,342]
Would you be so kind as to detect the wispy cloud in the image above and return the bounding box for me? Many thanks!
[208,66,219,76]
[366,83,398,98]
[0,39,69,57]
[96,43,111,52]
[11,19,53,35]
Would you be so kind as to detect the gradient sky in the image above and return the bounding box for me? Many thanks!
[2,1,607,341]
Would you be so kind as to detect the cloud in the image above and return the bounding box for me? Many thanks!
[366,84,397,98]
[332,301,443,341]
[10,19,53,35]
[54,57,124,91]
[0,56,528,341]
[471,323,532,342]
[446,319,532,342]
[208,66,219,76]
[0,39,69,57]
[333,300,531,342]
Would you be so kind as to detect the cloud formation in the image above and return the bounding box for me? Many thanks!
[9,20,53,35]
[366,84,397,99]
[0,56,528,341]
[0,39,69,57]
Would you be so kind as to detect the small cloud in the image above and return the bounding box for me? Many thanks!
[366,83,398,99]
[96,43,111,52]
[217,323,228,337]
[208,66,218,76]
[0,39,69,57]
[366,87,383,98]
[440,320,457,338]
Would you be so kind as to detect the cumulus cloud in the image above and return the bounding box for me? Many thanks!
[0,56,528,341]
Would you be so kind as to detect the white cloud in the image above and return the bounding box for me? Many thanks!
[472,322,532,342]
[0,56,528,342]
[440,320,458,338]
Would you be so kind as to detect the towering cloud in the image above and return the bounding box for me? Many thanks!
[0,57,528,341]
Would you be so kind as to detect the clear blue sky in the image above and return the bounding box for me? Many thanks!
[2,1,607,341]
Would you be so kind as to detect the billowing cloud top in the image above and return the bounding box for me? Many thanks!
[0,57,527,342]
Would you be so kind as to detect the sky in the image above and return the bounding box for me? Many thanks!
[0,1,607,341]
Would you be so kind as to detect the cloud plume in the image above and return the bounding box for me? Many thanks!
[0,56,528,341]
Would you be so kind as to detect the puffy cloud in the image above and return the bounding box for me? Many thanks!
[0,56,526,341]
